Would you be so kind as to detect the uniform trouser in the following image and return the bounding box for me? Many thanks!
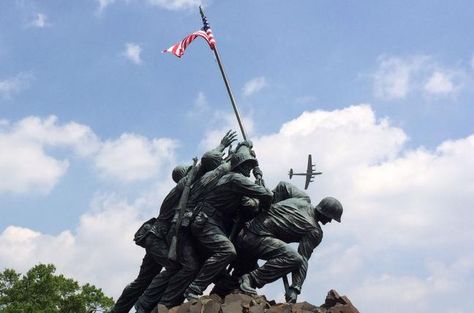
[233,230,304,288]
[186,221,237,295]
[135,232,201,311]
[110,234,169,313]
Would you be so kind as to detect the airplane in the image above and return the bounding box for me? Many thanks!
[288,154,322,190]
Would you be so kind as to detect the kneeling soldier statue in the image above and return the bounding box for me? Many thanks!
[235,181,343,303]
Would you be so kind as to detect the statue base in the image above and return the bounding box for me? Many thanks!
[153,289,359,313]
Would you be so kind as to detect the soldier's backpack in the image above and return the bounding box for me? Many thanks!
[133,217,156,248]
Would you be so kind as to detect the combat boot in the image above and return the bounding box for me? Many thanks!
[239,274,257,295]
[134,303,147,313]
[183,286,200,302]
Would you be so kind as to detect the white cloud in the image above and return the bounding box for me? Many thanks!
[242,76,267,97]
[373,56,426,99]
[0,116,99,194]
[146,0,202,10]
[0,135,68,194]
[97,0,201,12]
[424,71,455,95]
[12,116,101,157]
[30,13,50,28]
[194,92,208,112]
[295,95,317,105]
[187,91,210,118]
[123,43,142,64]
[95,134,178,182]
[97,0,116,12]
[350,256,474,313]
[0,115,177,193]
[0,194,150,297]
[372,55,467,99]
[0,72,34,99]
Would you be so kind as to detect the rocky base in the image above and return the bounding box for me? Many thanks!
[152,290,359,313]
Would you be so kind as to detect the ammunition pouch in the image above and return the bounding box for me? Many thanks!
[180,211,194,228]
[133,217,156,248]
[191,211,209,232]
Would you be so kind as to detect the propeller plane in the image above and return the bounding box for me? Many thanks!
[288,154,322,190]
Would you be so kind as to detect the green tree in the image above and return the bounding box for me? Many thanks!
[0,264,114,313]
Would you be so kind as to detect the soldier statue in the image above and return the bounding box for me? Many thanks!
[221,181,343,303]
[133,140,257,312]
[182,148,273,301]
[109,130,237,313]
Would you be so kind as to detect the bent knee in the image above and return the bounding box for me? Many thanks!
[220,245,237,262]
[287,251,304,268]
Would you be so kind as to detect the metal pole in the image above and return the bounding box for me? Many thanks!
[212,47,247,140]
[199,7,292,299]
[200,6,247,140]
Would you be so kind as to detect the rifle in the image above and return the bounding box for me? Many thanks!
[168,157,198,261]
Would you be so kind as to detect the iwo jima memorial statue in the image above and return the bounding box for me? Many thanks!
[109,7,359,313]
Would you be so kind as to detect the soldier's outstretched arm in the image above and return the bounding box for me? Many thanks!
[216,129,238,152]
[232,174,273,206]
[200,130,237,173]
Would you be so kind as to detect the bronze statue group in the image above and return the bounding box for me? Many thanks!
[109,131,343,313]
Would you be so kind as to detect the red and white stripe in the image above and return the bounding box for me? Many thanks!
[163,28,216,58]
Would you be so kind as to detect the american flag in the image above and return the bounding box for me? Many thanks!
[162,28,216,58]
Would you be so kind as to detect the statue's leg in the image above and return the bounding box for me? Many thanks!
[247,236,303,289]
[110,236,163,313]
[185,222,236,297]
[133,262,179,312]
[232,230,260,277]
[159,233,201,308]
[133,235,172,312]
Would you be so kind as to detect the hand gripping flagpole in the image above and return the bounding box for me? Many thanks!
[199,6,247,141]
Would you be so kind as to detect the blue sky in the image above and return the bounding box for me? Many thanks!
[1,1,473,312]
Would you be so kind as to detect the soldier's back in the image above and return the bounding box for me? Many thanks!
[248,197,317,242]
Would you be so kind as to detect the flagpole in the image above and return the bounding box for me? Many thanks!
[198,7,295,300]
[199,6,247,141]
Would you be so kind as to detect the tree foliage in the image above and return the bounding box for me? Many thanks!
[0,264,114,313]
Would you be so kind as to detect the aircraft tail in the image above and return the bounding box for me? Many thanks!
[289,168,293,179]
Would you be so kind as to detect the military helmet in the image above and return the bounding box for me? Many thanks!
[230,150,258,171]
[201,150,223,172]
[172,165,191,183]
[315,197,343,222]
